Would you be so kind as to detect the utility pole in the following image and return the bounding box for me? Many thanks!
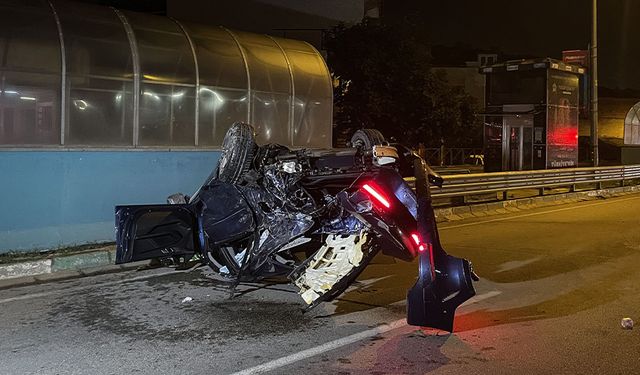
[591,0,599,166]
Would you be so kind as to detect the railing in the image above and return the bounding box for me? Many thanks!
[407,165,640,200]
[422,148,483,166]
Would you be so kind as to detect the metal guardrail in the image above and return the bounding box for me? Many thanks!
[422,148,483,166]
[407,165,640,199]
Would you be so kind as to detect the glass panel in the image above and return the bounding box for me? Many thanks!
[191,36,246,88]
[125,12,195,84]
[0,72,60,145]
[198,87,248,147]
[287,51,331,99]
[508,127,521,171]
[272,37,316,53]
[488,71,546,106]
[67,78,133,145]
[55,1,133,78]
[181,23,247,88]
[251,91,290,145]
[0,2,60,74]
[138,84,195,146]
[243,43,291,93]
[523,127,533,170]
[292,97,331,148]
[483,119,503,172]
[233,31,277,47]
[287,51,331,148]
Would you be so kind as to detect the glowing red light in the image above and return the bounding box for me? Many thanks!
[362,183,391,208]
[411,233,427,252]
[548,127,579,146]
[411,233,421,246]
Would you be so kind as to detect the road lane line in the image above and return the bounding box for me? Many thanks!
[230,290,501,375]
[460,290,502,307]
[228,319,407,375]
[439,195,640,231]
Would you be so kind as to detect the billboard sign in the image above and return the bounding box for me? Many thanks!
[547,73,579,168]
[562,50,589,68]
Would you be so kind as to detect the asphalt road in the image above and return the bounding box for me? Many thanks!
[2,194,640,375]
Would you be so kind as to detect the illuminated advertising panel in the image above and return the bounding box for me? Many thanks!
[547,73,579,168]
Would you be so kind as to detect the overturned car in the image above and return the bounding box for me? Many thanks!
[115,122,477,331]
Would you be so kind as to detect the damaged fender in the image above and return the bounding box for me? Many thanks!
[406,159,477,332]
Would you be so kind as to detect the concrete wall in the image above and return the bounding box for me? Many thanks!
[0,150,220,253]
[579,97,640,139]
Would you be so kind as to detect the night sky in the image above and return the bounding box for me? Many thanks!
[76,0,640,91]
[386,0,640,91]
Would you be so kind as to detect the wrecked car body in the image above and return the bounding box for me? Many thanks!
[115,122,477,331]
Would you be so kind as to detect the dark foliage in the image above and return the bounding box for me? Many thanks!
[325,19,482,148]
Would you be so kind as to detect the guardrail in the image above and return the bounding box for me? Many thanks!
[407,165,640,200]
[422,148,483,166]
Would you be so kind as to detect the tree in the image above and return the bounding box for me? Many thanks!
[325,19,482,148]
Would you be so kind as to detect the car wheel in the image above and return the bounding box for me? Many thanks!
[350,128,386,150]
[204,236,255,277]
[216,122,257,183]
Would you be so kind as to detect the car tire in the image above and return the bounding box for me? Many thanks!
[350,128,386,150]
[204,236,255,277]
[216,122,257,183]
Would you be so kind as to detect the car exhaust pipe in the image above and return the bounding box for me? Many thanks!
[406,159,477,332]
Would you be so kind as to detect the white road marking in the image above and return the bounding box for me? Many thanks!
[228,319,407,375]
[460,290,502,307]
[230,291,502,375]
[439,195,640,231]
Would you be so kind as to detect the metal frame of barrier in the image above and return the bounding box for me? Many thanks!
[407,165,640,200]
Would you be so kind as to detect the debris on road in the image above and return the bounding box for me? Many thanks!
[621,317,634,329]
[181,297,193,303]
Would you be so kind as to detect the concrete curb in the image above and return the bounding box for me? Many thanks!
[0,246,151,289]
[0,185,638,289]
[0,246,117,280]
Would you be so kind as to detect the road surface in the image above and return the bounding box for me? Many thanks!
[2,194,640,374]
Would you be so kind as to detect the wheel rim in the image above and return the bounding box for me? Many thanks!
[205,236,254,276]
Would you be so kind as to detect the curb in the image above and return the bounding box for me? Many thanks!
[0,185,638,289]
[0,246,117,280]
[0,245,149,290]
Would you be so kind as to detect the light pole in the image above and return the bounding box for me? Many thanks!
[591,0,599,166]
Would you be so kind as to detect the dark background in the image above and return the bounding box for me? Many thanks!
[76,0,640,91]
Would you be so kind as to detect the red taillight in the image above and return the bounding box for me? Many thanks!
[411,233,426,252]
[411,233,421,246]
[362,183,391,209]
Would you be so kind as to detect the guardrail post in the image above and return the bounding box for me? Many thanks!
[570,184,576,192]
[597,181,603,190]
[539,188,545,196]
